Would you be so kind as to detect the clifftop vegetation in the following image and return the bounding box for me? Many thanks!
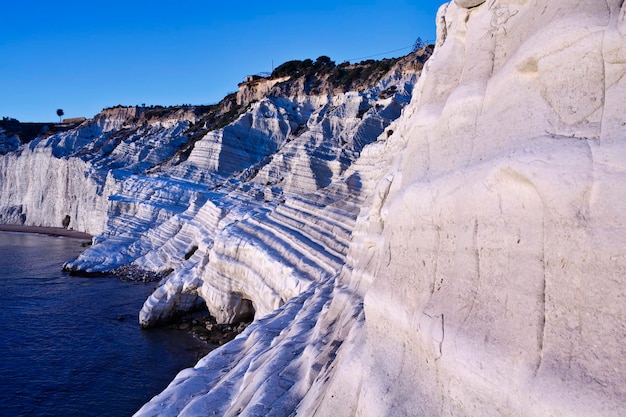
[265,45,433,94]
[0,117,78,143]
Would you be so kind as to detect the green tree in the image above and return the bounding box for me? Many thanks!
[315,55,332,65]
[56,108,64,123]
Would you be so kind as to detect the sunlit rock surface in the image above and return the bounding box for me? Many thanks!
[137,1,626,416]
[303,1,626,416]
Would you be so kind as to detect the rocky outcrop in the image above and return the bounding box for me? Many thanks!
[0,148,107,234]
[237,76,290,106]
[0,105,206,234]
[303,1,626,416]
[132,65,421,326]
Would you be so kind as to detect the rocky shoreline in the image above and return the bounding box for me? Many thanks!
[62,257,171,282]
[163,309,252,358]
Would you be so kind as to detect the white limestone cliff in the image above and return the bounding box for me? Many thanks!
[136,1,626,416]
[302,1,626,416]
[134,74,420,326]
[0,106,199,235]
[0,146,108,234]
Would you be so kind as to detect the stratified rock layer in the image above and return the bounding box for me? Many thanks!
[137,1,626,416]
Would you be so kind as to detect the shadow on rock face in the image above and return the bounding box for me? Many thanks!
[346,172,362,194]
[311,158,334,189]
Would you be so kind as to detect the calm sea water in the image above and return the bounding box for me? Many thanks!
[0,231,207,417]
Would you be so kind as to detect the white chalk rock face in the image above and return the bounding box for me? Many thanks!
[0,147,108,234]
[305,1,626,416]
[0,107,196,235]
[128,61,423,329]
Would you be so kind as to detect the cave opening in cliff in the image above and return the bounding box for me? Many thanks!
[234,297,255,324]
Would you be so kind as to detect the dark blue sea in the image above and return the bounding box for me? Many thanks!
[0,231,207,417]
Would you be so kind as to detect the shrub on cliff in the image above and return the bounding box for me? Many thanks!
[271,56,337,79]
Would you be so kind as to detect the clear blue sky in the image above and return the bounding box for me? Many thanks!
[0,1,445,122]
